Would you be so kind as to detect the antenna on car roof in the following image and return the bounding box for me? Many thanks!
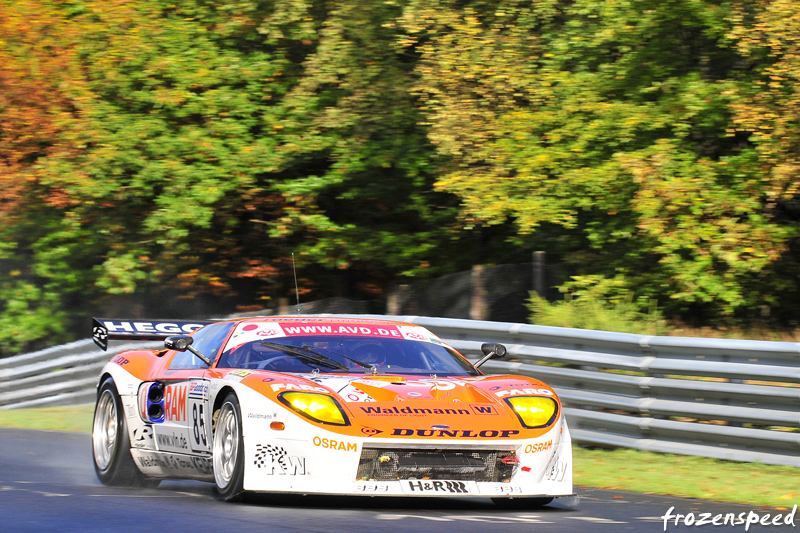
[292,252,300,315]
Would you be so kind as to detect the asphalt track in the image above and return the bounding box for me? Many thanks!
[0,427,795,532]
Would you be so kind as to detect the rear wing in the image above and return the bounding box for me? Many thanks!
[92,317,213,351]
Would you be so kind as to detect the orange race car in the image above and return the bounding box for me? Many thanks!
[90,316,572,506]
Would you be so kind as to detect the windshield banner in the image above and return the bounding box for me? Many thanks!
[223,321,443,353]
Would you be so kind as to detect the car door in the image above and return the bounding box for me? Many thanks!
[153,322,236,456]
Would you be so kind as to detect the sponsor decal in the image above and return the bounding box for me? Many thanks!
[225,369,255,382]
[525,440,553,453]
[359,406,471,416]
[491,485,523,494]
[270,383,329,393]
[124,397,138,419]
[156,431,189,450]
[255,328,282,338]
[248,411,278,420]
[405,480,471,494]
[354,482,390,493]
[92,318,209,350]
[192,456,213,475]
[312,436,357,452]
[187,381,208,400]
[391,428,520,438]
[137,455,167,469]
[132,426,154,448]
[92,325,108,349]
[285,325,387,336]
[545,451,567,481]
[111,355,129,366]
[164,385,187,422]
[346,392,374,401]
[491,382,535,389]
[361,426,382,436]
[360,379,468,393]
[136,452,207,473]
[407,379,462,391]
[547,460,568,482]
[254,444,307,475]
[224,322,444,345]
[102,320,205,334]
[229,322,284,342]
[469,404,498,415]
[494,388,554,398]
[397,326,429,342]
[341,385,374,402]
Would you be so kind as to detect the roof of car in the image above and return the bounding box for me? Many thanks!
[233,316,419,328]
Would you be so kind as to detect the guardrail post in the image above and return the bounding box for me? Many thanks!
[470,265,488,321]
[533,251,546,297]
[387,285,410,315]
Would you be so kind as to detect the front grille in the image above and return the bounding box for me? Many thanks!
[356,449,517,482]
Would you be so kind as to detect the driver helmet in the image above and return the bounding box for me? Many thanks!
[352,342,386,367]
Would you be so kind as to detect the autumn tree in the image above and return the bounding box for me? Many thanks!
[0,0,94,351]
[0,0,461,354]
[3,0,800,355]
[401,0,793,319]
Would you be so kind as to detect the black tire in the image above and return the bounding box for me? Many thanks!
[492,496,554,509]
[212,393,245,502]
[92,377,160,487]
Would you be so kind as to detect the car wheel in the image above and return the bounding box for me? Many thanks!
[492,496,554,509]
[92,377,160,487]
[213,393,245,502]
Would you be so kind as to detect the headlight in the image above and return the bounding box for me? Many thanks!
[278,392,349,426]
[506,396,558,429]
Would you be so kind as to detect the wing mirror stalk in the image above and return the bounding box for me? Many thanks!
[474,342,507,368]
[165,335,212,367]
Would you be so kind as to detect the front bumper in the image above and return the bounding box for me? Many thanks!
[241,424,573,498]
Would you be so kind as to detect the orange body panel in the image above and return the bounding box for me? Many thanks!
[107,350,169,382]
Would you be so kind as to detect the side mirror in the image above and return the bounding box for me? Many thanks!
[164,335,211,366]
[165,335,194,351]
[475,342,507,368]
[481,343,507,358]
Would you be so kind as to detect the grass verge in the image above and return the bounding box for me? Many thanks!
[1,405,797,508]
[0,404,94,433]
[574,447,799,509]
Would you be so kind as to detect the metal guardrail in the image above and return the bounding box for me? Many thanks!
[1,315,798,467]
[372,315,800,468]
[0,339,161,410]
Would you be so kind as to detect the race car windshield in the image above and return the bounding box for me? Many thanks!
[256,342,356,372]
[216,335,480,376]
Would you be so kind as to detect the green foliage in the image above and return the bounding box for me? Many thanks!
[404,0,797,319]
[0,279,67,354]
[2,0,800,354]
[527,276,667,335]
